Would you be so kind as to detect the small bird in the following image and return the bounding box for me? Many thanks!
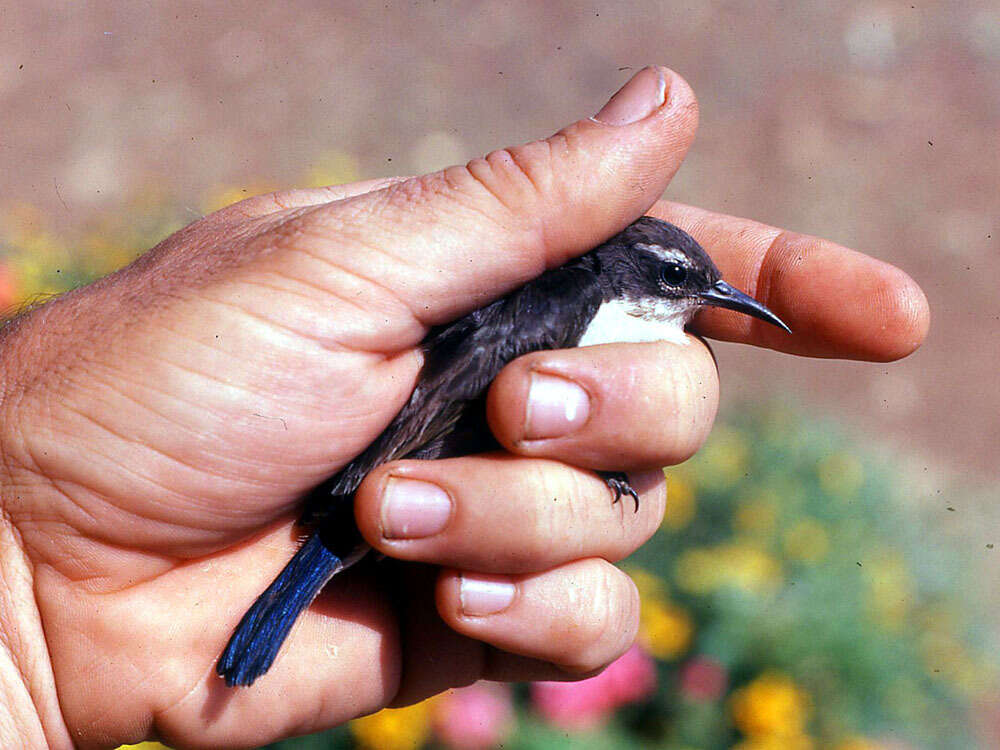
[217,216,790,686]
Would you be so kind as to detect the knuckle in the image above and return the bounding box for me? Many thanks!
[461,150,527,217]
[463,144,555,232]
[561,563,636,671]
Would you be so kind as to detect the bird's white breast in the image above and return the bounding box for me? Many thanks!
[577,298,694,348]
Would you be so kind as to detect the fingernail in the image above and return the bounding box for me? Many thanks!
[460,574,516,616]
[381,477,453,539]
[593,66,668,126]
[524,372,591,440]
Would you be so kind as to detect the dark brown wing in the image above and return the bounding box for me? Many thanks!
[302,263,603,523]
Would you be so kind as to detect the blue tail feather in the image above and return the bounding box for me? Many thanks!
[217,533,345,687]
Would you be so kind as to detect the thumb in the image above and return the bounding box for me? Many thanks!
[264,65,698,333]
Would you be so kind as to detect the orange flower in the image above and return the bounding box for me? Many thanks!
[731,672,811,738]
[350,697,439,750]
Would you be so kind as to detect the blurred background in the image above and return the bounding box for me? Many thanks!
[2,1,997,748]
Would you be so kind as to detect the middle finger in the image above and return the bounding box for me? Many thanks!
[354,454,666,573]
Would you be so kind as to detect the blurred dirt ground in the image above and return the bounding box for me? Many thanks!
[1,0,997,493]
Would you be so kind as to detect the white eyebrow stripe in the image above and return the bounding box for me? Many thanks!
[634,243,687,264]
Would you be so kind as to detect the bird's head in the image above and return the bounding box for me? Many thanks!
[592,216,791,333]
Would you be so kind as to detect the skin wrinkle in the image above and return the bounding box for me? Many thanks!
[479,146,546,214]
[527,130,605,262]
[388,165,551,289]
[486,142,568,263]
[248,271,376,330]
[151,660,218,740]
[45,357,306,481]
[16,428,288,544]
[242,264,420,355]
[30,514,293,595]
[0,392,34,492]
[0,305,92,407]
[146,322,351,410]
[193,289,340,356]
[46,453,295,541]
[24,530,173,593]
[146,311,398,414]
[62,360,231,456]
[4,280,214,417]
[35,402,266,526]
[16,331,374,545]
[231,273,343,316]
[546,468,625,562]
[366,456,649,570]
[274,224,430,334]
[435,165,523,234]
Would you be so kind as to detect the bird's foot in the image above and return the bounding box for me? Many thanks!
[599,471,639,512]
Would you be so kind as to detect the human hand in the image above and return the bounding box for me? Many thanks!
[0,66,928,749]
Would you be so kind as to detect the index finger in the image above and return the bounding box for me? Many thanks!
[651,201,930,361]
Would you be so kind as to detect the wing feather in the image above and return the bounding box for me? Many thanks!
[310,263,603,510]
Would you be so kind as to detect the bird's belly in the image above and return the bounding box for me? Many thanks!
[577,298,692,347]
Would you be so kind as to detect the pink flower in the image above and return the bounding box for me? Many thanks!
[531,644,658,730]
[680,657,728,702]
[434,681,514,750]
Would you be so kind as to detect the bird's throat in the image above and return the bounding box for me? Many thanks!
[577,298,694,348]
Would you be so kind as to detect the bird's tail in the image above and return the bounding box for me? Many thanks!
[217,532,369,687]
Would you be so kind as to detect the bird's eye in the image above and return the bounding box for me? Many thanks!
[660,262,687,285]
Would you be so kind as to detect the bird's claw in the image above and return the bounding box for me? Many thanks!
[600,471,640,513]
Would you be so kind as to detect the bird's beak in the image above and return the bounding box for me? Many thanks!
[697,280,792,333]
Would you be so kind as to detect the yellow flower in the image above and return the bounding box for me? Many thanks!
[115,744,172,750]
[732,735,814,750]
[639,597,693,660]
[731,672,810,738]
[726,544,783,593]
[350,698,438,750]
[675,543,782,596]
[834,737,886,750]
[662,469,696,530]
[694,426,748,491]
[783,519,829,564]
[817,452,864,499]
